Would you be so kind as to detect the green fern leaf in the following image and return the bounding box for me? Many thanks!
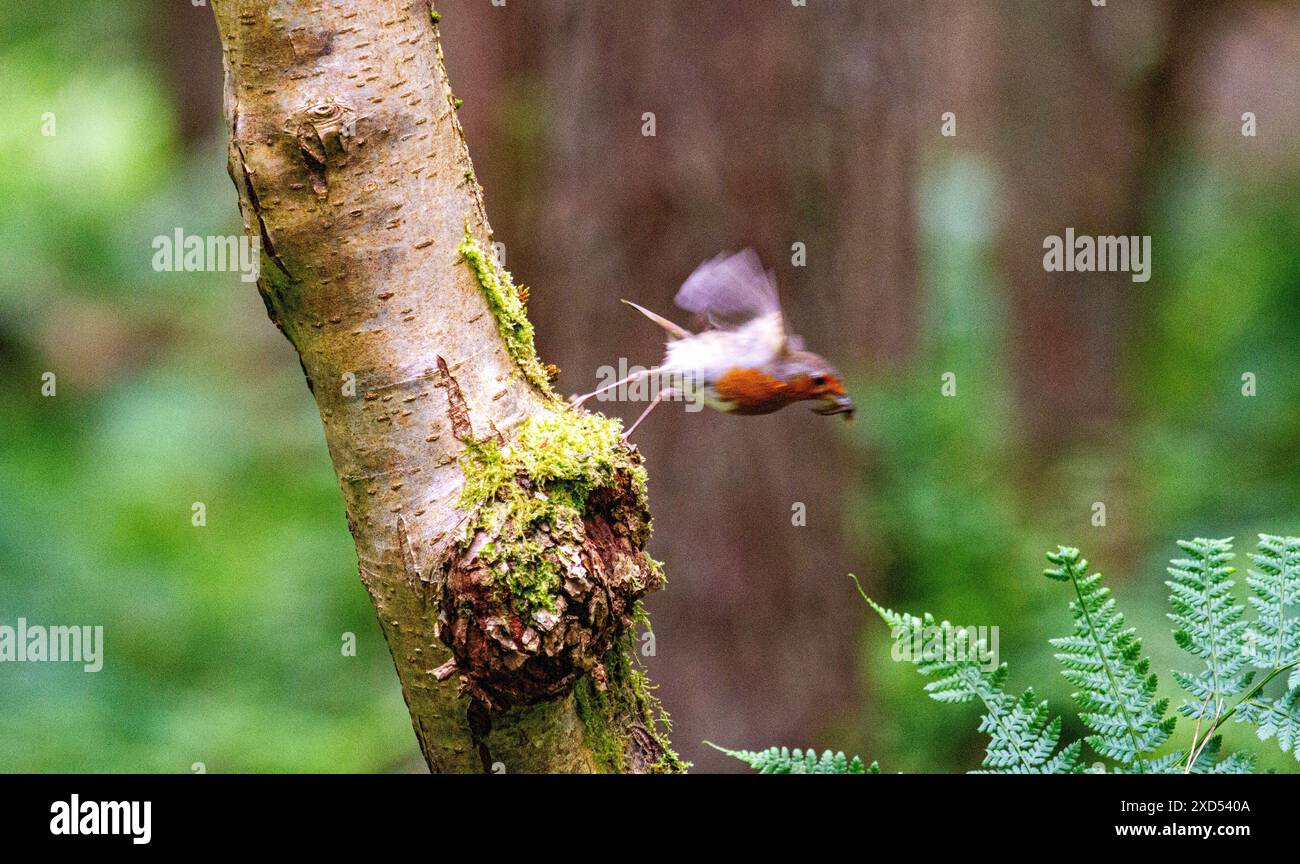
[976,689,1085,774]
[1208,751,1258,774]
[1214,535,1300,761]
[1237,687,1300,759]
[1046,547,1175,769]
[868,599,1081,774]
[1133,736,1256,775]
[708,744,878,774]
[1246,535,1300,683]
[1166,537,1254,720]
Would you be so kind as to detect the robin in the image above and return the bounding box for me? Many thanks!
[571,249,855,438]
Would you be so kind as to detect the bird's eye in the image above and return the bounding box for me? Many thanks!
[812,375,827,387]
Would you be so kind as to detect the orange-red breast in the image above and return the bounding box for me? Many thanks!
[573,249,854,436]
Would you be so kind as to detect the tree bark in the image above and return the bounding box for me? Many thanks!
[210,0,679,773]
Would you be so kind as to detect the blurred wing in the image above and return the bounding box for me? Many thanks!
[674,249,783,331]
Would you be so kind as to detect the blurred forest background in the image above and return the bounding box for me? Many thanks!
[3,0,1300,772]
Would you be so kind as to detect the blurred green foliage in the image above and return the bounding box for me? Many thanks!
[0,2,416,771]
[850,153,1300,773]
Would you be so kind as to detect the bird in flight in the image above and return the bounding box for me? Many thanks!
[571,249,854,438]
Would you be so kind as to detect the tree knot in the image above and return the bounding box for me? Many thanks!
[286,97,358,197]
[433,410,663,710]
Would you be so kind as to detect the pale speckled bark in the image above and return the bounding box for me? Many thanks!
[211,0,672,773]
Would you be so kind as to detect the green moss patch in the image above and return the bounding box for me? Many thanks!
[457,410,645,614]
[458,229,556,398]
[573,635,686,774]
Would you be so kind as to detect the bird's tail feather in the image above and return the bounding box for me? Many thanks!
[621,299,691,340]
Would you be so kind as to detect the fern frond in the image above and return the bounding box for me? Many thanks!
[707,743,878,774]
[1203,736,1258,774]
[1046,547,1175,769]
[1237,688,1300,760]
[1246,535,1300,683]
[868,599,1081,774]
[1206,535,1300,761]
[1167,537,1253,720]
[1134,736,1256,775]
[976,689,1085,774]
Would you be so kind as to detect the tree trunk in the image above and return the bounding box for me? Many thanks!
[210,0,680,774]
[991,0,1224,447]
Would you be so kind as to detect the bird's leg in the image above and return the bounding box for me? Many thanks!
[570,368,655,409]
[622,387,675,441]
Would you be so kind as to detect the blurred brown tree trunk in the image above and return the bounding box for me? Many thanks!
[991,0,1228,445]
[210,0,676,773]
[441,0,923,769]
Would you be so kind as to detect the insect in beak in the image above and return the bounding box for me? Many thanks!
[814,394,855,419]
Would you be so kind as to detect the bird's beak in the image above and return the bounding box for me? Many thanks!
[814,394,855,419]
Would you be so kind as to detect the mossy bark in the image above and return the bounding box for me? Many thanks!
[211,0,678,773]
